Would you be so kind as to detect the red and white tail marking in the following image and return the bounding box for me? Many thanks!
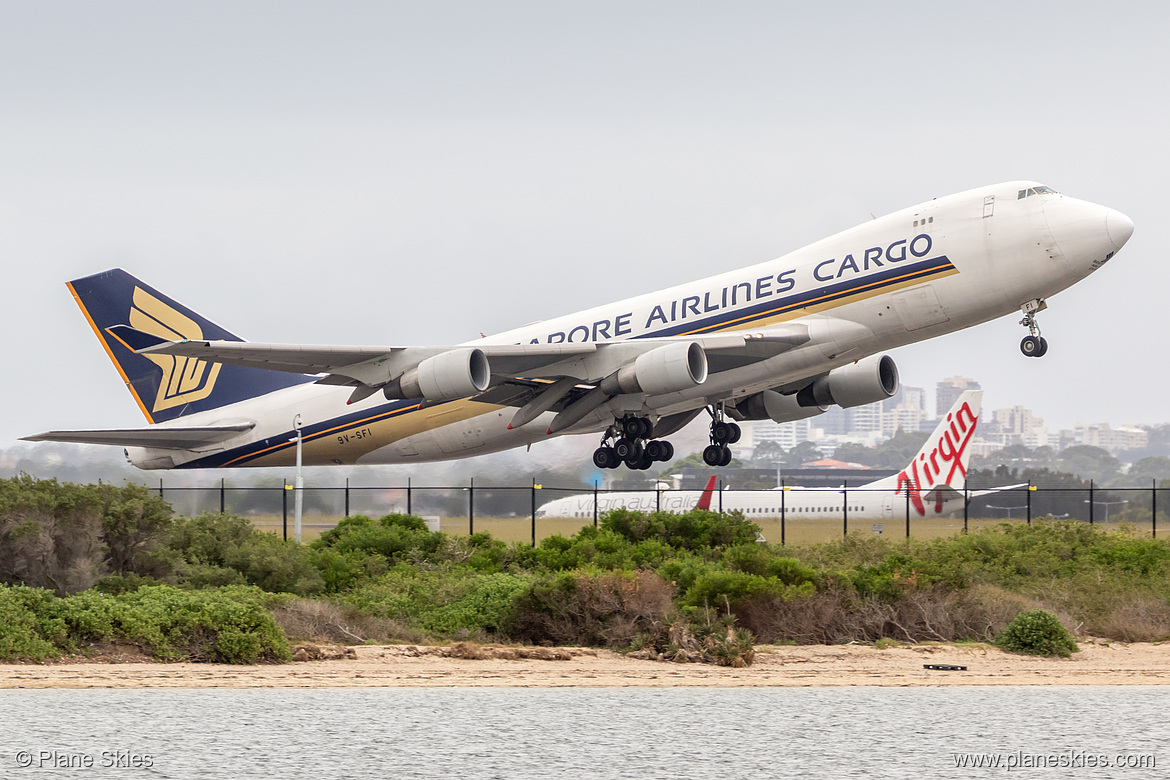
[891,390,982,516]
[696,475,718,511]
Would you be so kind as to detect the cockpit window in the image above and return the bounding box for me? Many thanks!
[1017,185,1058,199]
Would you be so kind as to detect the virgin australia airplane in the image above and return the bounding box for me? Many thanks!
[535,391,1008,520]
[26,182,1132,472]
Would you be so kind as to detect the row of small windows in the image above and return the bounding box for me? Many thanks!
[1018,185,1057,199]
[563,506,866,518]
[744,506,862,514]
[913,216,934,227]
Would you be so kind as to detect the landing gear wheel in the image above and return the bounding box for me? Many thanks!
[592,447,617,469]
[726,422,742,444]
[703,444,726,467]
[660,440,674,461]
[1036,337,1049,357]
[613,438,637,461]
[1020,335,1042,357]
[712,421,732,444]
[620,416,653,439]
[637,452,654,470]
[718,446,733,467]
[644,440,666,461]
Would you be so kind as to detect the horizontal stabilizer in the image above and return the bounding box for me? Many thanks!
[22,422,255,449]
[105,325,170,352]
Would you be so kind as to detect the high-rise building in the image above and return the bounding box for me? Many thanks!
[936,376,981,417]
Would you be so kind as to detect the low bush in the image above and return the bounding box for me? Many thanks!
[995,609,1079,657]
[168,513,324,596]
[601,508,761,551]
[0,583,291,663]
[345,567,531,638]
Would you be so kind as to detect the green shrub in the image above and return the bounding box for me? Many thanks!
[0,586,67,661]
[314,513,442,562]
[995,609,1079,657]
[0,583,291,663]
[682,570,812,612]
[601,508,761,551]
[345,567,531,638]
[168,513,323,596]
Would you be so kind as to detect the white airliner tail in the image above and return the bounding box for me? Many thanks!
[865,390,982,497]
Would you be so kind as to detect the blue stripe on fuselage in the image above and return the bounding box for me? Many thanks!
[635,255,954,338]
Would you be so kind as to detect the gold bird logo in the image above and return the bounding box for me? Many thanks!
[128,287,221,413]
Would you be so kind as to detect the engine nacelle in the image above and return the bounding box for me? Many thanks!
[390,348,491,401]
[737,389,828,423]
[601,341,708,396]
[799,354,899,409]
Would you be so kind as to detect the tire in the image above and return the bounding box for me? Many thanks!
[1037,337,1049,357]
[703,444,724,466]
[712,421,731,444]
[660,441,674,461]
[727,422,742,444]
[593,447,615,469]
[622,417,643,439]
[638,453,654,470]
[640,418,654,439]
[1020,335,1040,357]
[645,440,664,461]
[718,446,733,467]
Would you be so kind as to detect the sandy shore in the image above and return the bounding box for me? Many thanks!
[2,640,1169,689]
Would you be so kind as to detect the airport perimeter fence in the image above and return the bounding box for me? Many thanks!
[151,478,1167,547]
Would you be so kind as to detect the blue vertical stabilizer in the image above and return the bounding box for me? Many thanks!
[69,269,312,423]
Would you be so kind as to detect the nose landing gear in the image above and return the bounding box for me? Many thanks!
[702,405,741,467]
[1019,298,1049,358]
[592,415,675,471]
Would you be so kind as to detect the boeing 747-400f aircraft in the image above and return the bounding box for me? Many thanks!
[535,391,1011,520]
[26,182,1133,472]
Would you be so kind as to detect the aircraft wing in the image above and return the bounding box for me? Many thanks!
[134,325,812,391]
[925,483,1029,505]
[22,422,256,449]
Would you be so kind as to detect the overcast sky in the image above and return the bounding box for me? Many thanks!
[1,1,1166,451]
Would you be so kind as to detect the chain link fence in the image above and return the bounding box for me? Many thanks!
[155,478,1166,546]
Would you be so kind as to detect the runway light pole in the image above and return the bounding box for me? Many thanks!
[293,414,304,543]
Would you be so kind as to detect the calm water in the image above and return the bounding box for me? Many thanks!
[0,687,1164,779]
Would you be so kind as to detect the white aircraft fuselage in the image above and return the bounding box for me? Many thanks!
[30,181,1133,470]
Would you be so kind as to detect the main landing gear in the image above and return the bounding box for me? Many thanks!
[702,405,741,467]
[1019,298,1049,358]
[592,415,675,471]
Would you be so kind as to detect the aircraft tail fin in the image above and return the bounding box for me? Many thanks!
[696,476,718,511]
[68,269,311,424]
[866,390,982,496]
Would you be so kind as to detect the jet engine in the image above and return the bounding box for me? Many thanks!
[385,348,491,401]
[798,354,899,409]
[736,389,828,424]
[599,341,708,396]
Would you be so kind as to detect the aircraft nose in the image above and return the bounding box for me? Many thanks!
[1106,208,1134,251]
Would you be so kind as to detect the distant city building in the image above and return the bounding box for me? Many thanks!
[990,405,1050,448]
[936,376,981,417]
[1061,423,1149,454]
[746,417,813,452]
[749,386,927,455]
